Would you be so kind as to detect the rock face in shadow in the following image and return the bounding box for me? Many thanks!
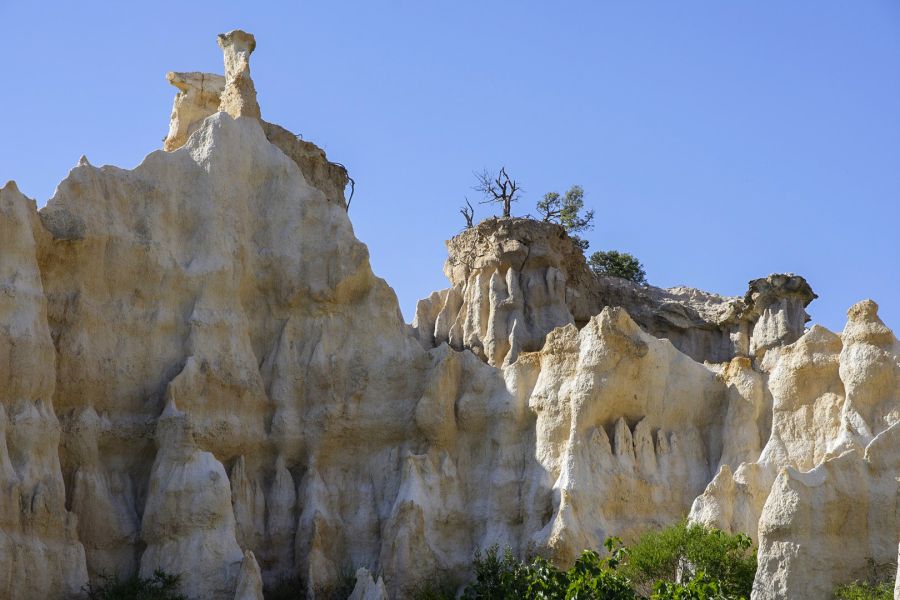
[0,29,895,600]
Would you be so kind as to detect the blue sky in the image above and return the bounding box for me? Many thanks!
[2,1,898,333]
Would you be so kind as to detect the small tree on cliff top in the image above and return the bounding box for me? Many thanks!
[460,198,475,229]
[589,250,647,285]
[536,184,594,250]
[474,167,521,218]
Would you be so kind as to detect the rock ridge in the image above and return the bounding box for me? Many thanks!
[414,217,817,366]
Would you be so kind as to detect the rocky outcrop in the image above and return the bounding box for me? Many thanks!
[413,218,587,366]
[413,218,816,366]
[690,300,899,599]
[0,29,896,600]
[217,30,261,119]
[752,424,898,600]
[162,37,349,208]
[521,308,728,564]
[0,182,88,600]
[164,72,226,151]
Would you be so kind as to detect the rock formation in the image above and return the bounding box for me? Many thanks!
[0,29,896,600]
[0,181,88,599]
[217,30,261,119]
[412,218,816,366]
[164,72,226,151]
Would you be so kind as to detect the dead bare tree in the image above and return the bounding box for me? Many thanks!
[460,198,475,228]
[474,167,521,218]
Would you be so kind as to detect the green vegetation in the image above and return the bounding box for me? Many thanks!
[536,185,595,250]
[622,519,755,598]
[649,572,728,600]
[833,579,894,600]
[588,250,647,285]
[84,570,186,600]
[452,523,755,600]
[84,526,892,600]
[460,538,634,600]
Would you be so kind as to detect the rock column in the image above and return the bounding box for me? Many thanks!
[217,29,261,119]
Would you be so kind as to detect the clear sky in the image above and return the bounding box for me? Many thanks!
[2,1,898,333]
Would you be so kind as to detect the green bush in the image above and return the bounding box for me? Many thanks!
[622,520,755,599]
[833,580,894,600]
[588,250,647,284]
[536,185,595,252]
[452,522,758,599]
[84,570,186,600]
[462,545,531,599]
[558,539,636,600]
[650,572,728,600]
[461,538,635,600]
[410,572,461,600]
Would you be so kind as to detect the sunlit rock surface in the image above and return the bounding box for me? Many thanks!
[413,219,816,366]
[0,29,895,600]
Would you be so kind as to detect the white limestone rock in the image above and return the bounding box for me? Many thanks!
[163,71,226,151]
[752,424,898,600]
[217,30,260,119]
[139,400,244,599]
[348,568,389,600]
[233,550,265,600]
[0,28,896,600]
[414,218,816,366]
[0,182,88,599]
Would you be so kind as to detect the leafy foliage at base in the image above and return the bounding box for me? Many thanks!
[84,570,187,600]
[461,538,635,600]
[833,579,894,600]
[458,523,756,600]
[650,572,728,600]
[622,519,756,599]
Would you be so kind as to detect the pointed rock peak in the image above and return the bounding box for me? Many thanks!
[155,400,196,454]
[160,393,182,420]
[1,180,20,193]
[613,417,635,458]
[233,550,264,600]
[348,568,389,600]
[804,324,840,342]
[77,155,90,167]
[275,453,288,471]
[217,29,260,119]
[789,323,843,355]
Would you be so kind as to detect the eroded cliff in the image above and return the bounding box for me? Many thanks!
[0,30,896,600]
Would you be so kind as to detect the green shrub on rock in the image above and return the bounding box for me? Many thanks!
[833,579,894,600]
[650,572,728,600]
[622,520,755,599]
[84,570,187,600]
[458,521,756,599]
[461,538,635,600]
